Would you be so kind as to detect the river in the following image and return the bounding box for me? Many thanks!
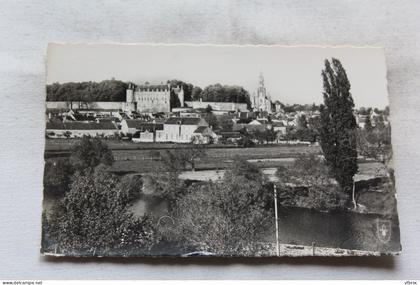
[271,207,400,252]
[134,160,399,254]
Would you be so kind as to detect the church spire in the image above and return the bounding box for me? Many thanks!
[259,72,264,87]
[253,72,272,114]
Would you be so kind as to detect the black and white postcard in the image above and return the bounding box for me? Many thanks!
[42,44,401,257]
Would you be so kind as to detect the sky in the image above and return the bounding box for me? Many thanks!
[47,44,390,108]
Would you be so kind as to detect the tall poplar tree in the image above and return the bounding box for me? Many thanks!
[319,58,358,201]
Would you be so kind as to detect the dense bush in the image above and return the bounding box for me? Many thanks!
[46,80,128,102]
[165,158,272,255]
[238,136,255,147]
[200,84,252,108]
[276,154,346,211]
[69,137,114,171]
[43,158,73,196]
[48,165,155,256]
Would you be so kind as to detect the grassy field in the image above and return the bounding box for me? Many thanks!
[109,147,385,177]
[110,145,320,161]
[45,138,319,151]
[45,139,386,179]
[107,145,319,173]
[45,139,322,172]
[112,158,295,174]
[45,139,201,151]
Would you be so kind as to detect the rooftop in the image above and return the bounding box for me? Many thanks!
[125,119,148,128]
[233,124,268,132]
[46,121,118,130]
[194,126,209,134]
[134,84,170,92]
[165,117,204,125]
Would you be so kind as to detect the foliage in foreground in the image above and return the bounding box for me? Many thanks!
[44,158,74,196]
[276,154,347,211]
[44,137,114,196]
[162,158,273,255]
[45,138,153,256]
[48,165,154,256]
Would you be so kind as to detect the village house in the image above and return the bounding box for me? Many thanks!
[356,115,367,129]
[121,119,150,135]
[234,118,252,124]
[126,117,213,144]
[157,117,209,143]
[191,126,218,144]
[248,118,269,125]
[171,107,203,118]
[273,100,283,113]
[132,123,164,143]
[217,130,242,144]
[238,111,255,120]
[46,120,119,138]
[232,122,270,133]
[271,120,287,135]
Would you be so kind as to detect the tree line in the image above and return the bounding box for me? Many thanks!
[198,84,252,108]
[161,81,253,109]
[46,80,252,109]
[46,80,128,102]
[282,103,320,113]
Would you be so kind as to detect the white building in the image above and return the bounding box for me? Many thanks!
[271,121,287,135]
[184,100,248,113]
[131,123,164,142]
[274,100,283,113]
[126,83,185,113]
[46,121,119,138]
[156,117,209,143]
[121,119,152,135]
[191,126,218,144]
[126,117,213,144]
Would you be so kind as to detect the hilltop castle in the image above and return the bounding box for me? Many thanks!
[125,82,184,113]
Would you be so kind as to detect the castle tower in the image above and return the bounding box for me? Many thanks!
[126,83,134,103]
[123,83,136,112]
[178,85,185,107]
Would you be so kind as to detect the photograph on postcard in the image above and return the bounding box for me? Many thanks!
[42,44,401,257]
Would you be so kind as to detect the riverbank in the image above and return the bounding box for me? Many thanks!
[258,242,400,257]
[42,240,400,257]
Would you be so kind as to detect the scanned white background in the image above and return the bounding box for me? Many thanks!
[0,0,419,280]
